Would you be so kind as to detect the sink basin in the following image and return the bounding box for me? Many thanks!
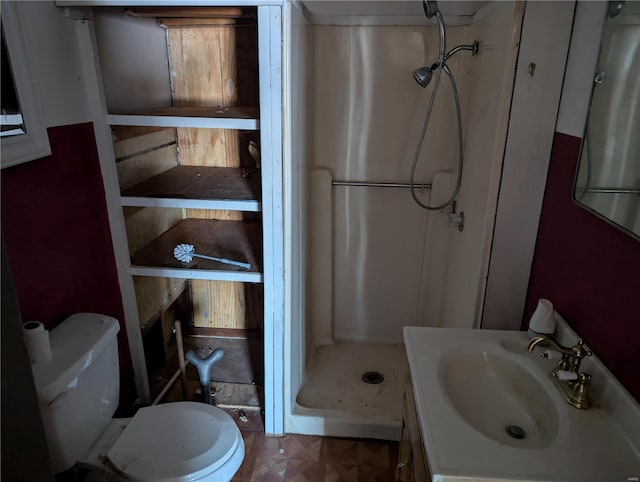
[404,324,640,482]
[441,351,558,448]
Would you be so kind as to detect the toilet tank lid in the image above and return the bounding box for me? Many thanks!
[31,313,120,403]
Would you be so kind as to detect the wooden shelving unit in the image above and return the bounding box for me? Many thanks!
[93,7,263,284]
[76,2,284,432]
[92,7,265,370]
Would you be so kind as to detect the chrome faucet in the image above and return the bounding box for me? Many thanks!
[528,334,593,409]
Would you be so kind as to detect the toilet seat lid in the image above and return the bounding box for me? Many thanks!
[107,402,241,482]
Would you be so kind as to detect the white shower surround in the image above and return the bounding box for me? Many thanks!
[284,1,525,439]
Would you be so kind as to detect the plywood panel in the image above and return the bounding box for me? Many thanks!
[114,126,179,190]
[167,26,258,169]
[186,208,242,221]
[190,280,263,330]
[169,27,238,170]
[113,127,176,158]
[191,280,245,328]
[117,145,178,191]
[134,276,186,329]
[170,26,239,222]
[124,207,185,256]
[168,27,237,107]
[179,128,230,167]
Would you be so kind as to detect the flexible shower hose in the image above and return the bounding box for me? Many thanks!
[410,16,465,211]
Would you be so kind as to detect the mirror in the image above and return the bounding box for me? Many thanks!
[1,27,26,137]
[573,0,640,240]
[0,2,50,168]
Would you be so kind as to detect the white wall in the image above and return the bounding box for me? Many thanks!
[13,1,91,127]
[93,11,172,113]
[309,24,459,343]
[427,1,525,329]
[482,1,576,330]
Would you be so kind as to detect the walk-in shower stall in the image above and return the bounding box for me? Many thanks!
[285,1,526,439]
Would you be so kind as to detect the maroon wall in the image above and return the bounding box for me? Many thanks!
[525,132,640,402]
[1,123,135,406]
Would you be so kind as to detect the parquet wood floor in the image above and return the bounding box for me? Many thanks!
[231,411,399,482]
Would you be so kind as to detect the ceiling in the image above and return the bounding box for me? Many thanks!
[301,1,494,26]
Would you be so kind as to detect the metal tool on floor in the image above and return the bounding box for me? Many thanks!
[186,348,224,404]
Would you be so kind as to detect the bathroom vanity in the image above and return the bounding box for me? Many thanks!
[401,320,640,482]
[397,382,430,482]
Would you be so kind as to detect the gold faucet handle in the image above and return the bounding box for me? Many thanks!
[567,339,592,373]
[568,372,592,409]
[572,339,593,360]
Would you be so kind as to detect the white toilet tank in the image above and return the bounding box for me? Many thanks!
[30,313,120,473]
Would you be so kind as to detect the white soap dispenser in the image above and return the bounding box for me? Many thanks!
[528,298,556,338]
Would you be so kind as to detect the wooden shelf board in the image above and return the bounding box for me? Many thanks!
[183,327,262,339]
[107,106,259,130]
[121,166,261,212]
[130,218,262,281]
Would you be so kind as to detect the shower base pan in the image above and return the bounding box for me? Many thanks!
[291,341,408,441]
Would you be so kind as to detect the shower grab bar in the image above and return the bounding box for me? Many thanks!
[582,187,640,194]
[332,180,432,189]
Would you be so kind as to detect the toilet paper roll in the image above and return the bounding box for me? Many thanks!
[23,321,52,364]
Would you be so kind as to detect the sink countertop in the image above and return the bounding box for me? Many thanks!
[403,324,640,482]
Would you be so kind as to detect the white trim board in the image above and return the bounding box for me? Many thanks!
[482,1,576,330]
[76,19,151,402]
[258,4,286,437]
[121,197,261,212]
[128,266,263,283]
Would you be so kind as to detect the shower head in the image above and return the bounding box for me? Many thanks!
[413,66,434,88]
[413,62,440,88]
[422,0,440,19]
[412,42,479,88]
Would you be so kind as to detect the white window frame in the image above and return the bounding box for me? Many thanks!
[1,1,51,169]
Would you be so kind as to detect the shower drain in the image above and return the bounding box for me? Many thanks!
[505,425,527,440]
[362,371,384,384]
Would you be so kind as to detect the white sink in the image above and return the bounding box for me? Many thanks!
[404,321,640,482]
[441,350,558,449]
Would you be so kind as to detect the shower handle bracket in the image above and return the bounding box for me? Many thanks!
[448,203,465,232]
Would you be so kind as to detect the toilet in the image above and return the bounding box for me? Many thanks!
[30,313,244,481]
